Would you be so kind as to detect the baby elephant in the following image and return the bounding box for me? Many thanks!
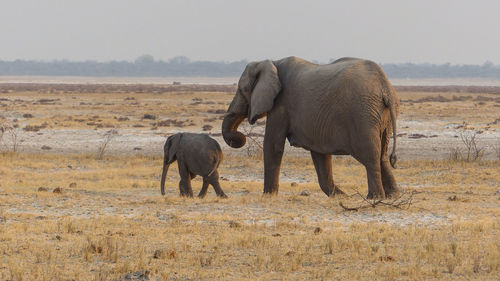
[160,133,227,198]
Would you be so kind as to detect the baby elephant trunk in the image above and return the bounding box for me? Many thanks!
[160,159,170,195]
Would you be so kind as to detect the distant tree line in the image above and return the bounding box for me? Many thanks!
[381,61,500,78]
[1,55,499,78]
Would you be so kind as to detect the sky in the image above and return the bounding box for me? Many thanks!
[1,0,499,64]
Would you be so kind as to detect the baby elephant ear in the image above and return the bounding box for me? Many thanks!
[166,134,182,163]
[249,60,281,124]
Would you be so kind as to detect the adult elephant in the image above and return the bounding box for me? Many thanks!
[222,56,400,199]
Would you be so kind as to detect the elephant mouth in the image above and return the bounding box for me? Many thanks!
[222,113,246,148]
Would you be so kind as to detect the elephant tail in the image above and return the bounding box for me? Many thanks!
[383,89,398,168]
[206,151,222,177]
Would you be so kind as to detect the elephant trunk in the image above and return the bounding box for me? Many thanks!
[222,113,246,148]
[160,160,170,195]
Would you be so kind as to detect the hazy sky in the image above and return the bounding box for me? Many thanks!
[1,0,499,64]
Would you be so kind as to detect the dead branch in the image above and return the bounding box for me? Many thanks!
[339,188,417,212]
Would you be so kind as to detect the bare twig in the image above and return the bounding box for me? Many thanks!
[0,121,20,152]
[96,129,117,160]
[241,124,264,157]
[460,131,484,161]
[339,188,417,211]
[494,141,500,161]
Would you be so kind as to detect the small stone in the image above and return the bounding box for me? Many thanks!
[291,182,298,187]
[69,182,77,188]
[37,187,48,192]
[229,221,241,228]
[143,114,156,120]
[168,250,176,259]
[41,145,52,150]
[153,249,165,259]
[272,233,281,237]
[53,187,62,194]
[202,124,213,131]
[314,227,322,235]
[122,270,150,281]
[378,255,395,262]
[300,190,310,196]
[133,147,142,151]
[55,235,61,241]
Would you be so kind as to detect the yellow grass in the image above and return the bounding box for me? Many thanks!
[0,152,499,280]
[0,86,499,280]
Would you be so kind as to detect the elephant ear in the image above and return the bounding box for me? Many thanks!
[247,60,281,124]
[166,134,182,163]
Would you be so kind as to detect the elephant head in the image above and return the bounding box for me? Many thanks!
[222,60,281,148]
[160,134,182,195]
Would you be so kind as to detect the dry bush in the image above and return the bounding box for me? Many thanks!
[240,124,264,157]
[153,119,194,128]
[449,131,484,162]
[1,122,20,152]
[460,131,484,161]
[202,124,213,131]
[494,141,500,161]
[23,122,48,132]
[142,114,156,120]
[97,129,118,160]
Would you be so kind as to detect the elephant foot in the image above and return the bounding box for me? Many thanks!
[332,185,345,196]
[383,187,400,199]
[327,186,345,197]
[262,191,278,197]
[366,192,386,200]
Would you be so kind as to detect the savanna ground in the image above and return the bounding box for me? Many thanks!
[0,82,499,280]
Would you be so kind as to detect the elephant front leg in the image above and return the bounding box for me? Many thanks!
[178,161,194,197]
[263,129,286,195]
[310,152,344,197]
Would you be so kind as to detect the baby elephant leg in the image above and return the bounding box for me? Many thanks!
[208,170,227,198]
[178,162,194,197]
[198,178,209,198]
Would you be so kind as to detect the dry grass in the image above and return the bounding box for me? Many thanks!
[0,89,231,132]
[0,152,499,280]
[0,84,499,280]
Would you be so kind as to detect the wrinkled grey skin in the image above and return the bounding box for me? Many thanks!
[222,57,399,199]
[160,133,227,198]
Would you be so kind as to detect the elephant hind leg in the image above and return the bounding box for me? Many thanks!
[207,170,227,198]
[364,162,385,199]
[311,151,344,197]
[198,178,209,198]
[353,134,385,199]
[380,129,399,197]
